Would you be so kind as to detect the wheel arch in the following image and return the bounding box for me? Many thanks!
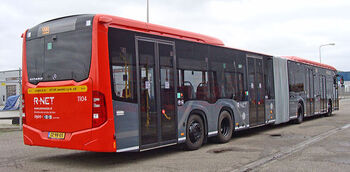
[220,106,235,124]
[297,98,305,113]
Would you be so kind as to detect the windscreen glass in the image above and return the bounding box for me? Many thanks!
[26,15,93,84]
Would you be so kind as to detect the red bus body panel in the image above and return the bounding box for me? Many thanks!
[25,80,92,133]
[284,56,336,71]
[22,16,116,152]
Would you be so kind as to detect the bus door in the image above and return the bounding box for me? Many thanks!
[307,69,315,115]
[321,76,327,112]
[247,56,265,126]
[136,37,177,149]
[314,74,321,114]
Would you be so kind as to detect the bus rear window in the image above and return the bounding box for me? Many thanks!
[26,15,93,84]
[26,29,92,84]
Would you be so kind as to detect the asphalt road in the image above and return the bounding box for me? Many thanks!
[0,100,349,172]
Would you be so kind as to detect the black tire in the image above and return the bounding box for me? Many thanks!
[216,111,233,143]
[185,114,204,150]
[295,103,304,124]
[325,102,332,117]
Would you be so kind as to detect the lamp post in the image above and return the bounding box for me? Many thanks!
[319,43,335,63]
[147,0,149,23]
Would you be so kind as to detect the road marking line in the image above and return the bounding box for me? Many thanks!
[231,123,350,172]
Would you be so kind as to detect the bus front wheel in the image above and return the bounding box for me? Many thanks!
[185,114,204,150]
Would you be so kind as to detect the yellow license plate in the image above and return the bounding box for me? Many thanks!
[48,132,65,139]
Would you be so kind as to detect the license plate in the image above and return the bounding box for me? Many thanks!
[48,132,65,139]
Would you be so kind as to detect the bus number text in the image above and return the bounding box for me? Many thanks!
[77,96,87,102]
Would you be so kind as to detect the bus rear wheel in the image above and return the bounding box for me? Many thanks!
[185,114,204,150]
[295,103,304,124]
[325,102,332,117]
[216,111,233,143]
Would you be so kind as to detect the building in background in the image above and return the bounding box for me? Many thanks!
[0,69,22,106]
[337,71,350,98]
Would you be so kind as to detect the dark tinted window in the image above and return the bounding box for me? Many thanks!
[108,28,137,102]
[265,58,275,99]
[26,38,44,80]
[177,41,209,101]
[26,29,92,83]
[209,46,236,102]
[235,52,247,101]
[26,16,93,84]
[288,61,304,92]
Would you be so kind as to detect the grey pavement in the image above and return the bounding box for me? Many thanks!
[0,100,349,172]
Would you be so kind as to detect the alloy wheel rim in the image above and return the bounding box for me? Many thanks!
[189,121,202,143]
[220,118,230,136]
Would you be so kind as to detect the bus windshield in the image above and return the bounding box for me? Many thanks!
[26,20,92,84]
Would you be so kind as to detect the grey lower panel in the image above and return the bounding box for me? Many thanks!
[273,57,289,124]
[177,99,250,141]
[265,99,275,123]
[235,101,249,127]
[113,101,139,151]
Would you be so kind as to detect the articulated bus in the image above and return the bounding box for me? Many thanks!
[21,14,339,152]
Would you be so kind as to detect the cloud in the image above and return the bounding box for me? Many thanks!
[0,0,349,71]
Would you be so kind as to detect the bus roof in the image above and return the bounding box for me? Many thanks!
[34,14,336,72]
[96,14,224,46]
[283,56,337,71]
[97,14,275,57]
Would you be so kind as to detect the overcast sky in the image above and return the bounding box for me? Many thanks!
[1,0,349,71]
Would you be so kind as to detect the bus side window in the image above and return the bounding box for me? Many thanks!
[236,72,244,101]
[108,28,137,103]
[224,72,236,99]
[179,70,209,101]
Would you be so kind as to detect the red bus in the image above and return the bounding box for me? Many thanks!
[22,14,339,152]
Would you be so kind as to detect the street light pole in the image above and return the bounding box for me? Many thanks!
[319,43,335,63]
[147,0,149,23]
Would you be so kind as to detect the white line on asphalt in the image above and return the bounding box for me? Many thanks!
[230,123,350,172]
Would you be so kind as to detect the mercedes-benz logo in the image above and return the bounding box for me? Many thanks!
[52,74,57,80]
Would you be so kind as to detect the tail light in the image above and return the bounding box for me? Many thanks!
[92,91,107,127]
[21,94,26,124]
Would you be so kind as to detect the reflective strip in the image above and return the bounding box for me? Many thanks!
[269,119,276,123]
[178,137,186,142]
[289,115,298,119]
[208,131,218,136]
[116,111,125,116]
[266,119,276,124]
[141,143,177,152]
[235,126,248,130]
[116,146,139,152]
